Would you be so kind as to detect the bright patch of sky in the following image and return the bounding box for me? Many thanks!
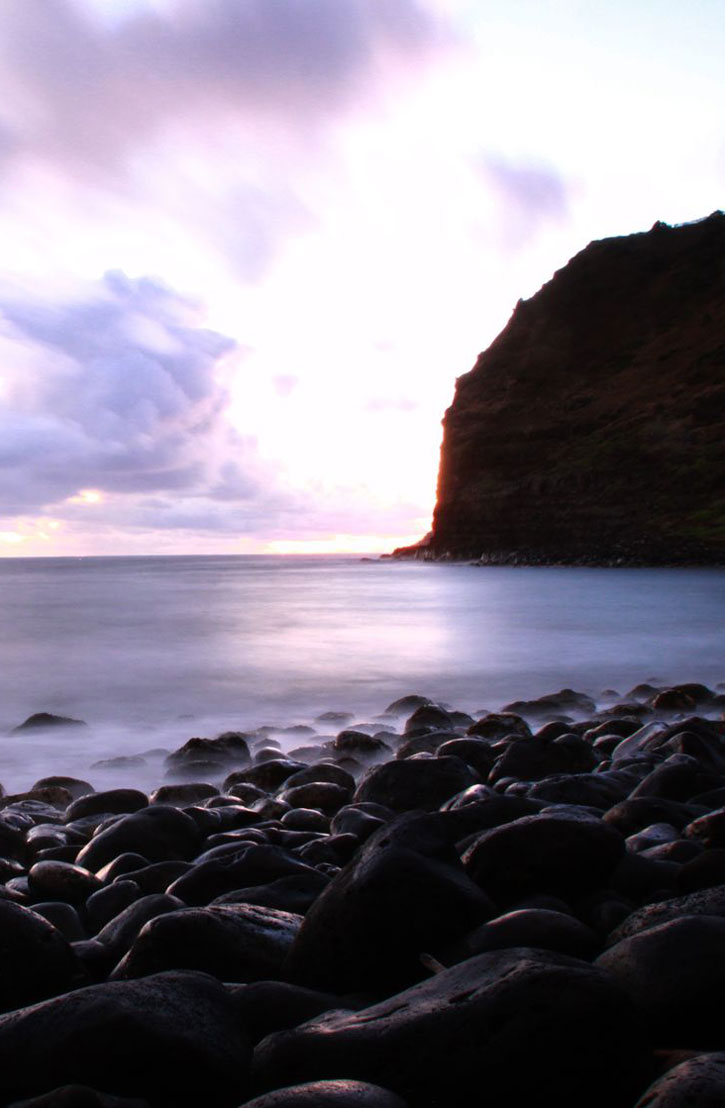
[0,0,722,554]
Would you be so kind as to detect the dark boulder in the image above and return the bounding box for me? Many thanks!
[253,949,648,1108]
[445,907,600,963]
[597,915,725,1046]
[606,885,725,945]
[12,714,86,733]
[634,1052,725,1106]
[0,971,250,1107]
[241,1082,408,1107]
[64,791,148,822]
[111,904,301,983]
[167,845,317,906]
[462,812,624,905]
[0,901,81,1014]
[230,981,361,1045]
[284,815,494,995]
[75,806,200,873]
[27,862,102,907]
[353,757,478,813]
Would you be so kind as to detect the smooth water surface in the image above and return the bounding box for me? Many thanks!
[0,555,723,790]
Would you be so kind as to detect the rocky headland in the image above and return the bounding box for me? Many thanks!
[395,212,725,565]
[3,681,725,1104]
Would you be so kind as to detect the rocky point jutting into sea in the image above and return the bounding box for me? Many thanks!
[395,211,725,565]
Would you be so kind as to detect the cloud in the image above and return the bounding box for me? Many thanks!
[0,0,449,178]
[0,271,255,515]
[479,154,570,246]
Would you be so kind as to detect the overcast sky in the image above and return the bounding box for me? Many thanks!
[0,0,723,555]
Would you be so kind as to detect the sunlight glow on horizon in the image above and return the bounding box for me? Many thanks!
[0,1,722,554]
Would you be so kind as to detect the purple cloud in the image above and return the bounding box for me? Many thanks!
[479,154,570,246]
[0,272,249,513]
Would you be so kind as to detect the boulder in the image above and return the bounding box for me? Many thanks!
[635,1052,725,1106]
[462,812,624,905]
[240,1082,408,1107]
[353,757,478,813]
[0,901,81,1014]
[111,904,302,982]
[253,949,648,1107]
[597,915,725,1046]
[284,815,494,995]
[0,971,250,1106]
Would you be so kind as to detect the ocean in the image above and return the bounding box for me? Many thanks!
[0,554,724,793]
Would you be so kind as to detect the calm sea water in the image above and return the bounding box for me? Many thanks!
[0,555,724,792]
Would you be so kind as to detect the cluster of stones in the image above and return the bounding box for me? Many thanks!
[2,681,725,1105]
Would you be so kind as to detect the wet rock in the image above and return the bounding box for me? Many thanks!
[353,757,478,813]
[462,811,624,906]
[285,815,494,995]
[467,712,532,740]
[111,860,190,894]
[32,777,94,801]
[75,806,200,873]
[253,949,648,1108]
[281,809,331,833]
[384,695,433,715]
[111,904,302,982]
[277,783,352,816]
[528,773,623,808]
[404,704,468,733]
[0,971,250,1107]
[12,713,87,733]
[283,764,356,792]
[635,1052,725,1106]
[329,807,385,842]
[212,871,330,915]
[0,901,81,1013]
[167,844,317,906]
[604,797,705,836]
[94,893,187,964]
[607,885,725,944]
[27,861,103,906]
[333,732,392,762]
[88,853,150,886]
[230,982,361,1046]
[684,807,725,847]
[445,907,600,963]
[165,734,251,773]
[597,915,725,1046]
[228,760,308,793]
[31,902,86,943]
[65,791,148,822]
[149,782,218,806]
[85,880,142,932]
[631,762,722,802]
[241,1082,408,1107]
[677,848,725,892]
[434,738,494,777]
[489,734,597,784]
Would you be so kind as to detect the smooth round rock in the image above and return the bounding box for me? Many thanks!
[635,1052,725,1106]
[0,971,250,1107]
[240,1081,409,1106]
[0,901,81,1013]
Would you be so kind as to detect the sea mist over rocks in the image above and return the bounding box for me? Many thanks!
[0,554,724,793]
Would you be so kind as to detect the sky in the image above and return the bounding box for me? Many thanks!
[0,0,723,556]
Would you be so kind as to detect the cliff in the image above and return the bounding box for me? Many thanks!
[398,212,725,565]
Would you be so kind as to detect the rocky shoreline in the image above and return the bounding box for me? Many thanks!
[2,682,725,1105]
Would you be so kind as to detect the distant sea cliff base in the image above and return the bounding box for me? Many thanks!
[394,212,725,566]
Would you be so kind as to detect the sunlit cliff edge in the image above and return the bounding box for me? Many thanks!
[394,212,725,565]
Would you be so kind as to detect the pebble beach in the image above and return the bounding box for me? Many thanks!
[2,680,725,1105]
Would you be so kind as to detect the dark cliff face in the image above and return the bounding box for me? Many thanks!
[403,212,725,565]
